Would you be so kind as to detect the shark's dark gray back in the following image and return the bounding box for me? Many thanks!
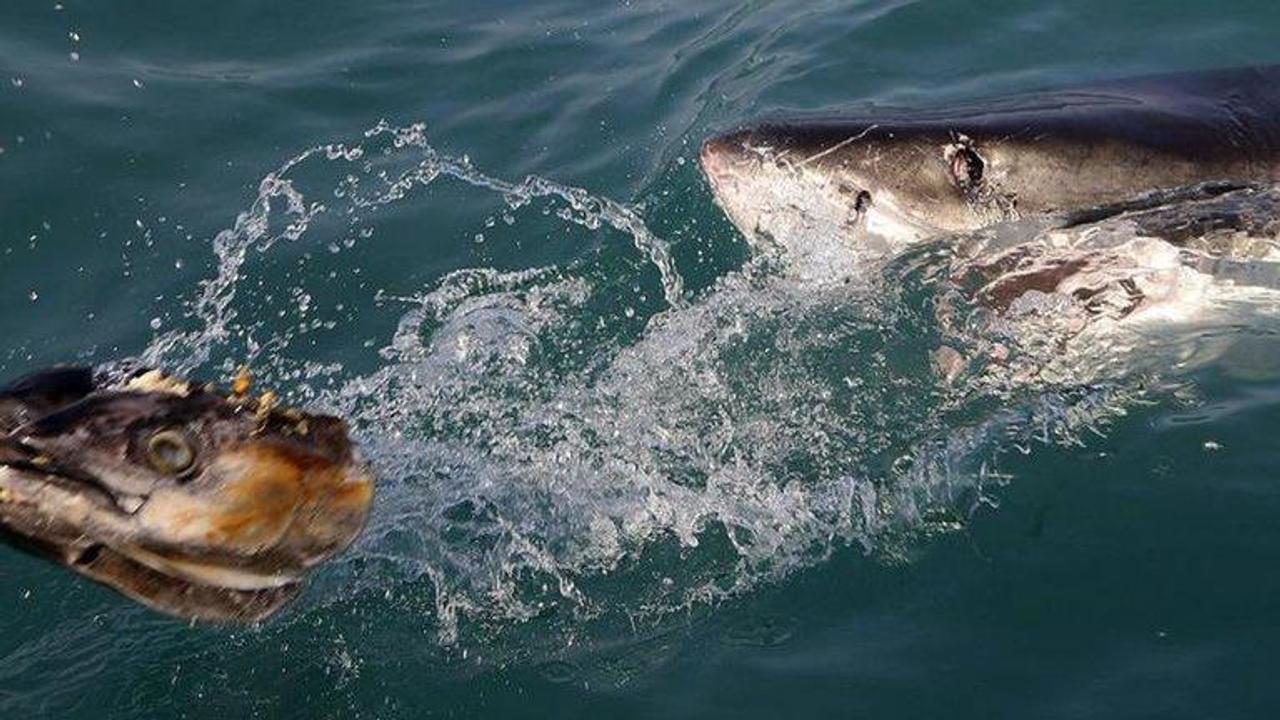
[763,65,1280,164]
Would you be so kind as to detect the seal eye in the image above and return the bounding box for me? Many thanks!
[854,190,873,214]
[147,430,195,475]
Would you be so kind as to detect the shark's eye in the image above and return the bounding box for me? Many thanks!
[950,146,984,188]
[147,429,195,475]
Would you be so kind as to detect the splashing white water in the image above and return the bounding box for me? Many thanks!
[137,121,1232,648]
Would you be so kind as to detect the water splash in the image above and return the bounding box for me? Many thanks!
[142,120,684,378]
[134,121,1241,652]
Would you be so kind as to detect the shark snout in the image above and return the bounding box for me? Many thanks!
[699,135,731,194]
[699,131,753,193]
[700,130,772,237]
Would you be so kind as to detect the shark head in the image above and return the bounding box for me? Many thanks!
[701,69,1280,258]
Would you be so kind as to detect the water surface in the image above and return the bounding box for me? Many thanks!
[3,1,1280,717]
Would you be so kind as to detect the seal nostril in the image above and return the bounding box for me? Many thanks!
[854,190,873,213]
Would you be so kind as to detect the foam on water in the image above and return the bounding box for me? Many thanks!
[133,122,1252,651]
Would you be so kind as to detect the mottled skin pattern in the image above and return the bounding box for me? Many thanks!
[0,367,374,622]
[700,66,1280,251]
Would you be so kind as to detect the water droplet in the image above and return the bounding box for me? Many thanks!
[132,78,143,89]
[150,317,162,330]
[68,51,79,62]
[28,291,38,302]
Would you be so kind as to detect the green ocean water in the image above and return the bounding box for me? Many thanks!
[5,1,1280,717]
